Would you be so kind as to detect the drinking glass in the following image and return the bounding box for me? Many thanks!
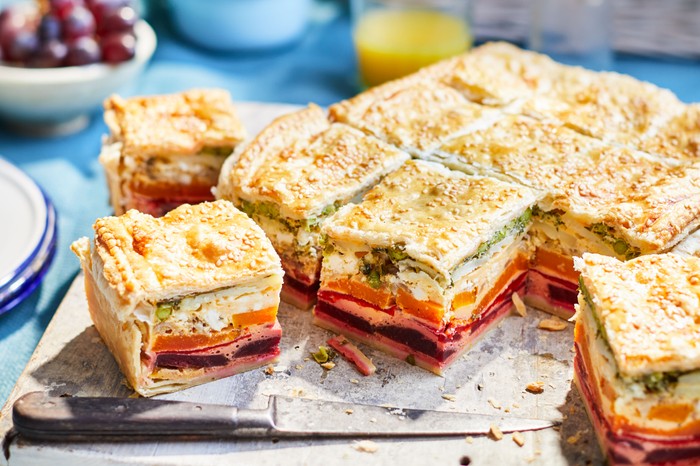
[351,0,473,87]
[528,0,613,70]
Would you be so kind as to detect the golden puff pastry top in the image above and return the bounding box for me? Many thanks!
[637,103,700,162]
[329,81,500,155]
[559,148,700,253]
[71,200,282,306]
[322,160,540,279]
[104,89,247,157]
[434,41,561,106]
[437,115,602,196]
[220,104,410,220]
[523,67,685,145]
[575,253,700,376]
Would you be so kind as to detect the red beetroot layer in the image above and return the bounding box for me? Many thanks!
[281,273,320,309]
[526,269,578,314]
[153,326,282,370]
[315,272,527,364]
[574,343,700,465]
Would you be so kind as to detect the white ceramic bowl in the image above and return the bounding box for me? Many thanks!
[0,20,157,136]
[167,0,311,51]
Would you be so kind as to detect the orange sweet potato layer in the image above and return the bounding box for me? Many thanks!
[533,247,579,283]
[152,306,277,353]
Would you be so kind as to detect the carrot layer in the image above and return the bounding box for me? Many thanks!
[152,306,277,353]
[325,278,395,309]
[533,247,579,283]
[472,254,528,317]
[396,288,445,325]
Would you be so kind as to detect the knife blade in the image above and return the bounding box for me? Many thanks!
[13,391,556,441]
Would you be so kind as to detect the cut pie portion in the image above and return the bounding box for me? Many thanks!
[216,104,410,309]
[314,160,539,373]
[574,253,700,465]
[100,89,246,217]
[70,200,283,396]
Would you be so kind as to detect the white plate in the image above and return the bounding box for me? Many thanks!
[0,158,49,290]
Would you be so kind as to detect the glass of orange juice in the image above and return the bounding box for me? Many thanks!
[351,0,473,88]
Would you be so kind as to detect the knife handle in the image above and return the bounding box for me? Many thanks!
[12,392,274,441]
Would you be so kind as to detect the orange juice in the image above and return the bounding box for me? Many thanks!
[354,9,472,87]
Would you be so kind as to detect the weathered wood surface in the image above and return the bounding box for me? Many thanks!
[0,103,603,466]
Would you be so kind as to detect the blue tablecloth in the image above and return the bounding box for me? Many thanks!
[1,2,699,407]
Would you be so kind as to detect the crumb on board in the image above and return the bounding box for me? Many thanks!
[320,361,336,370]
[370,417,377,423]
[487,397,502,409]
[567,431,583,444]
[526,381,545,394]
[538,318,568,331]
[465,436,474,444]
[442,394,456,402]
[488,424,504,441]
[512,292,527,317]
[264,365,275,375]
[512,431,526,447]
[350,378,359,384]
[295,364,304,370]
[352,440,379,453]
[345,409,354,415]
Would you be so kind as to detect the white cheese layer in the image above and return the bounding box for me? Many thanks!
[153,274,282,335]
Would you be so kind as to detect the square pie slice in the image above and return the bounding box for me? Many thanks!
[523,67,685,145]
[100,89,246,217]
[71,200,283,397]
[216,104,410,309]
[574,253,700,465]
[435,114,602,317]
[314,160,539,373]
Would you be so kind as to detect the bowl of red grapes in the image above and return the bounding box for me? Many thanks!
[0,0,156,136]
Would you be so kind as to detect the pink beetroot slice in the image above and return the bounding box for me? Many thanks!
[326,335,376,376]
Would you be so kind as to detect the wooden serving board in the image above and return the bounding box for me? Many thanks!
[0,103,603,466]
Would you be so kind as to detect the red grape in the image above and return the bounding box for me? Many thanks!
[62,6,95,40]
[29,40,68,67]
[0,5,37,53]
[97,6,136,35]
[6,30,39,63]
[100,31,135,63]
[50,0,85,21]
[88,0,130,22]
[65,36,100,65]
[38,14,62,42]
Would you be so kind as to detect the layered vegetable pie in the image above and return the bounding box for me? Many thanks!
[71,200,283,396]
[314,160,539,373]
[574,253,700,465]
[101,89,246,217]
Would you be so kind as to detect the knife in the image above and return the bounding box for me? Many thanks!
[13,391,556,441]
